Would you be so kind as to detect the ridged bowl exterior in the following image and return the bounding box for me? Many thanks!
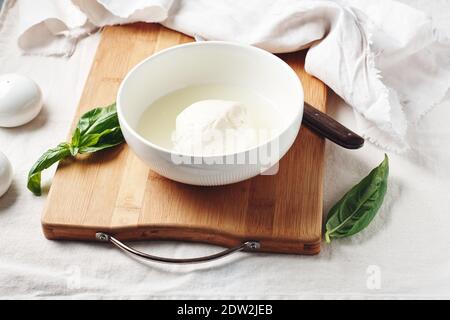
[117,41,304,186]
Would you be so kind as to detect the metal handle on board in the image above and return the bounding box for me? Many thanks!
[96,232,260,264]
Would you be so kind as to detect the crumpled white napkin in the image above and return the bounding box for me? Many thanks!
[5,0,450,151]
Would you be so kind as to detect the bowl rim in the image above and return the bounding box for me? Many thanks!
[116,40,304,159]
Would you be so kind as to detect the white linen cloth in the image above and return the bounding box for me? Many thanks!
[10,0,450,152]
[0,0,450,299]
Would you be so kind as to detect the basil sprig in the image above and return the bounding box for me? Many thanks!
[325,154,389,242]
[27,103,124,195]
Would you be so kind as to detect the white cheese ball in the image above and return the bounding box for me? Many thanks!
[0,150,13,197]
[0,73,43,127]
[172,100,257,155]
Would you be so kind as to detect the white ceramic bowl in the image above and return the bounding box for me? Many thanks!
[117,41,304,186]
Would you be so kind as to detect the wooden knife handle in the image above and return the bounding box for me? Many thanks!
[302,103,364,149]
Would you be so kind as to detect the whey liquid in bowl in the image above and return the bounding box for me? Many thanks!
[137,84,284,156]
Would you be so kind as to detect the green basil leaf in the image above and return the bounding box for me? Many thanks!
[325,154,389,243]
[76,103,123,153]
[78,127,124,153]
[79,128,114,148]
[70,128,81,156]
[85,112,119,136]
[76,103,117,135]
[27,143,71,196]
[28,103,125,196]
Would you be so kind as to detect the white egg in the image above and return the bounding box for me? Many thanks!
[0,73,43,127]
[0,150,13,197]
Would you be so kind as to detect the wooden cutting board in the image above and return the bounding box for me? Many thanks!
[42,23,327,255]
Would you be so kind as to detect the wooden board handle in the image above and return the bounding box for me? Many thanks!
[303,103,364,149]
[96,233,260,264]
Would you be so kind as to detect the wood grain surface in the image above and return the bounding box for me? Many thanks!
[42,23,327,255]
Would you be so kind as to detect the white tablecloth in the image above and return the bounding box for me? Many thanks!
[0,0,449,299]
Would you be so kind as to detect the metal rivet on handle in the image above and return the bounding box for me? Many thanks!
[96,232,109,242]
[245,241,261,250]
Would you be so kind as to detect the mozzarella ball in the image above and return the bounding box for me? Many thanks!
[0,73,43,127]
[0,150,13,197]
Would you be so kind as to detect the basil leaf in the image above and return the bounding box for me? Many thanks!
[325,154,389,243]
[79,127,124,153]
[79,129,115,148]
[85,112,119,135]
[77,103,118,135]
[76,108,105,134]
[27,143,71,196]
[27,103,125,196]
[70,128,81,156]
